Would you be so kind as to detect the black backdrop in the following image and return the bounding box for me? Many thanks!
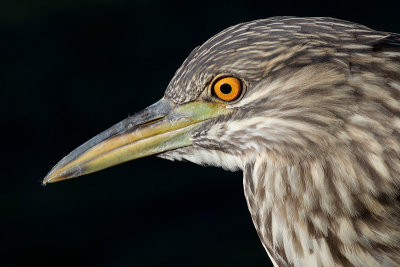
[2,0,400,266]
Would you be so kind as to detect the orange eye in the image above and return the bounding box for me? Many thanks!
[213,76,242,102]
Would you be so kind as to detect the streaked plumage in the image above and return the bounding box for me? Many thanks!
[45,17,400,266]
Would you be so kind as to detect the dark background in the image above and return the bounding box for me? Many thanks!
[2,0,400,266]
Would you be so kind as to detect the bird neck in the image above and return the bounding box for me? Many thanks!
[243,151,400,266]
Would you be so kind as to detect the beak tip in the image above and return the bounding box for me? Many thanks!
[42,170,72,185]
[42,173,56,185]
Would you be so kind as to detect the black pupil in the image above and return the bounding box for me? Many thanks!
[220,83,232,94]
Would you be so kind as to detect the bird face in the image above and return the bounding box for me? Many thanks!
[43,17,364,182]
[160,18,354,169]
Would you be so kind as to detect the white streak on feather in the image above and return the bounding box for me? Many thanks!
[367,153,390,181]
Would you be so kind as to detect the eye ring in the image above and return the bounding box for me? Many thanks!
[212,76,243,102]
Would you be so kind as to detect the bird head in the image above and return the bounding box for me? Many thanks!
[43,17,378,183]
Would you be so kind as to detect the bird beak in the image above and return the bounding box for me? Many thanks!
[43,98,227,184]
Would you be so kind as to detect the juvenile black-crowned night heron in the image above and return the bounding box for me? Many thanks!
[44,17,400,266]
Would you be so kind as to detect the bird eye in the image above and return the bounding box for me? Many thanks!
[212,76,242,102]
